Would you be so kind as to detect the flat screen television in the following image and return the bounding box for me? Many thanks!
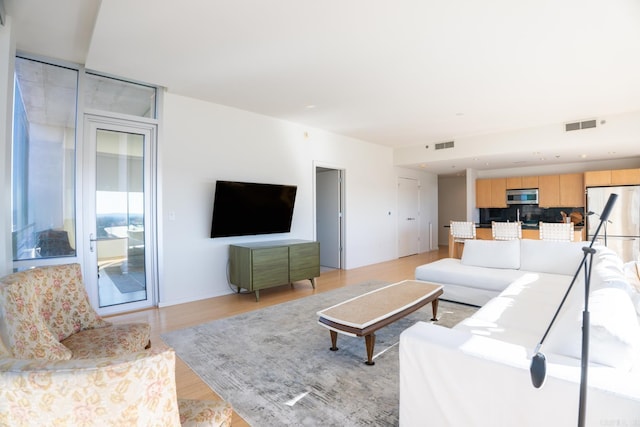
[210,180,297,238]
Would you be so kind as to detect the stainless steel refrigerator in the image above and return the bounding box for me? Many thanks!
[586,185,640,263]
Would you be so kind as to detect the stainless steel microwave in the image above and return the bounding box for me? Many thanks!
[506,189,539,205]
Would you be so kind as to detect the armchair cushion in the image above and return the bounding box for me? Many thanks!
[61,322,151,359]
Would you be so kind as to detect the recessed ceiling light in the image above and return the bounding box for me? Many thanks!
[305,104,316,109]
[608,151,616,155]
[580,154,588,158]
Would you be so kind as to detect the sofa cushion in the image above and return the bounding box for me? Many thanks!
[545,287,640,370]
[416,258,526,293]
[519,239,586,275]
[461,239,520,270]
[454,272,575,348]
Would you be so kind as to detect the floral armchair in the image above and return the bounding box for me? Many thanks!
[0,264,232,426]
[0,263,150,360]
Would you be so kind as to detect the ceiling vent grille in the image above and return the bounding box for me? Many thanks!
[435,141,455,150]
[565,119,597,132]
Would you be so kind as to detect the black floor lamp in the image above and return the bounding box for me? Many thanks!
[530,193,618,427]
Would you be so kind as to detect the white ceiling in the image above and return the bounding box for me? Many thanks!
[6,0,640,175]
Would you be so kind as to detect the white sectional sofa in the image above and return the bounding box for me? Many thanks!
[402,239,640,426]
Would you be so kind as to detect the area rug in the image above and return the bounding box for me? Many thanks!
[162,281,477,426]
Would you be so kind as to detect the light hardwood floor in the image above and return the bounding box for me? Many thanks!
[107,247,447,426]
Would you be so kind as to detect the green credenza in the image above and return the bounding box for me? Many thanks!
[229,240,320,301]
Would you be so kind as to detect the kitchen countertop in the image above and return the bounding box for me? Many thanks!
[476,223,584,230]
[444,223,584,230]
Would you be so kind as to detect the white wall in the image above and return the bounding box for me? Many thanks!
[159,93,436,306]
[0,17,15,275]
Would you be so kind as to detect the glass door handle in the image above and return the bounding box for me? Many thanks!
[89,233,97,252]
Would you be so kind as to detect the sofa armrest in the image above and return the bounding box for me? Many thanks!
[399,322,640,427]
[0,345,182,426]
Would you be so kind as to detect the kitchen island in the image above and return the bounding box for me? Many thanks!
[447,224,585,258]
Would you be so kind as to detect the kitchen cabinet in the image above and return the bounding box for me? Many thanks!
[476,179,492,207]
[476,178,507,208]
[585,170,612,187]
[229,240,319,301]
[585,168,640,186]
[611,168,640,185]
[559,173,584,206]
[538,175,560,207]
[539,173,583,207]
[506,176,539,189]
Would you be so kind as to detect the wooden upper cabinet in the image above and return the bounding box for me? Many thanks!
[505,176,539,189]
[559,173,584,206]
[476,179,492,208]
[584,170,612,187]
[585,168,640,187]
[506,177,521,189]
[538,174,560,207]
[522,176,539,188]
[611,168,640,185]
[490,178,507,207]
[476,178,507,208]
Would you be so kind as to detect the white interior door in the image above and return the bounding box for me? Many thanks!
[83,115,157,315]
[398,177,420,257]
[316,168,342,268]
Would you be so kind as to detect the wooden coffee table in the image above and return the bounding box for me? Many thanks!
[317,280,443,365]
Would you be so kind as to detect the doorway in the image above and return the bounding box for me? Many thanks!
[398,177,420,257]
[315,166,344,269]
[83,116,157,315]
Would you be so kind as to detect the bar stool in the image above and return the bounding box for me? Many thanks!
[539,222,575,241]
[449,221,476,258]
[492,221,522,241]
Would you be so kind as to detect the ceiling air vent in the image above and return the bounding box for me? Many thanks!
[565,119,597,132]
[435,141,455,150]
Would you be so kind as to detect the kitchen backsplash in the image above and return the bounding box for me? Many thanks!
[479,206,585,225]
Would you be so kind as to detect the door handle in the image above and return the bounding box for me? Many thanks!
[89,233,97,253]
[406,217,416,220]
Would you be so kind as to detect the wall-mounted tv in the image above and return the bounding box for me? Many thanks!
[210,180,297,238]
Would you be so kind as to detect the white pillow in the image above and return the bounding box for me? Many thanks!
[519,239,587,275]
[622,261,640,317]
[460,239,520,270]
[545,287,640,370]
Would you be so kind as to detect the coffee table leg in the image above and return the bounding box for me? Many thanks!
[329,330,338,351]
[431,299,439,321]
[364,333,376,366]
